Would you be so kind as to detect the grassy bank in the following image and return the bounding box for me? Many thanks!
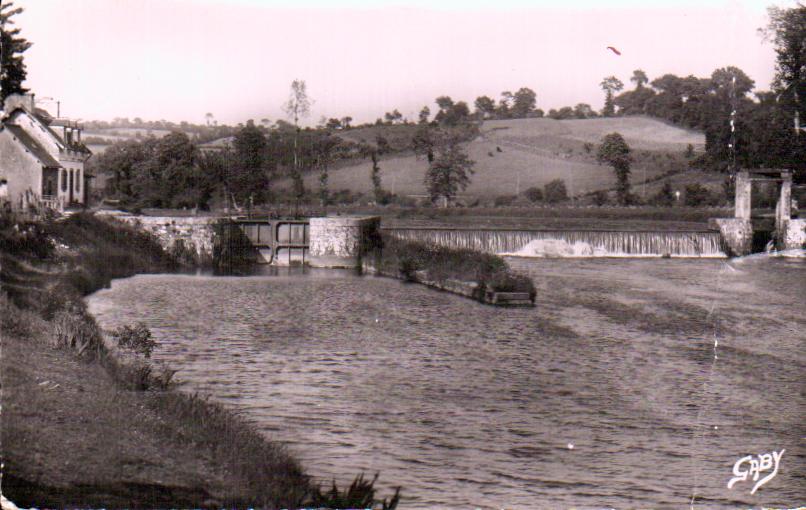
[0,212,398,509]
[375,234,536,301]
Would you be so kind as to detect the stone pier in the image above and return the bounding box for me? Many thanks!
[308,216,381,268]
[711,170,800,256]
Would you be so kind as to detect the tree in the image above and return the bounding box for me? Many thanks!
[384,109,403,124]
[231,124,268,203]
[543,179,568,203]
[762,4,805,150]
[340,116,353,129]
[370,151,384,203]
[630,69,649,89]
[474,95,496,118]
[424,130,475,206]
[573,103,595,119]
[205,112,214,126]
[0,1,32,103]
[283,79,312,209]
[418,106,430,124]
[600,76,624,117]
[325,118,342,130]
[523,186,543,203]
[597,132,632,205]
[497,91,514,118]
[512,87,537,118]
[650,181,675,207]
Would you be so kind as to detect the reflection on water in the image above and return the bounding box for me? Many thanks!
[87,258,806,509]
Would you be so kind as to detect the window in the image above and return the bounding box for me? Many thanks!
[75,170,81,193]
[61,169,67,192]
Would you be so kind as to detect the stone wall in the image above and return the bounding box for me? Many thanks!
[783,219,806,251]
[308,216,381,268]
[108,213,217,264]
[709,218,752,256]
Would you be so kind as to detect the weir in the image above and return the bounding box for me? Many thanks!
[384,227,727,258]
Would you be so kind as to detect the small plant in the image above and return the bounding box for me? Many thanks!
[591,190,609,206]
[543,179,568,204]
[308,473,400,510]
[494,194,517,207]
[583,142,593,154]
[523,186,543,203]
[112,322,157,358]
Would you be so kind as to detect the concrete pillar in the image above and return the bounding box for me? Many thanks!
[308,216,381,268]
[735,171,751,220]
[775,172,793,249]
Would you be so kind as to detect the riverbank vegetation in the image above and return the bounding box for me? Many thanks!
[376,235,536,300]
[0,211,399,508]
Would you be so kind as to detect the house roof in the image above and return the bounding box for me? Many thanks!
[5,124,63,168]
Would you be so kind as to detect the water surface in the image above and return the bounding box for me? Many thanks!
[87,258,805,509]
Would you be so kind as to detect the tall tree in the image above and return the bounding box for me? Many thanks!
[630,69,649,89]
[512,87,537,118]
[597,132,632,205]
[283,79,312,209]
[424,130,475,206]
[600,76,624,117]
[762,4,806,139]
[474,95,496,118]
[418,106,430,124]
[0,1,31,103]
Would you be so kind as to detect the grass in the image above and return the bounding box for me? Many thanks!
[303,116,706,198]
[377,234,536,298]
[0,211,399,508]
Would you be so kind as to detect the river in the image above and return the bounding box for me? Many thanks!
[87,257,805,509]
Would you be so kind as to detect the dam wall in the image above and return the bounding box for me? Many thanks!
[384,228,727,258]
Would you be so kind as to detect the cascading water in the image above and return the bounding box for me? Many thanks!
[384,228,727,258]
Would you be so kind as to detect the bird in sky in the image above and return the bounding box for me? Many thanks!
[606,46,622,56]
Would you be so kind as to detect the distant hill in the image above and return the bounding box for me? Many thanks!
[303,116,706,199]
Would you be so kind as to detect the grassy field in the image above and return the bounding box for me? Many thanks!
[306,116,706,199]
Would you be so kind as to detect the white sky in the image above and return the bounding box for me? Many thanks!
[13,0,785,125]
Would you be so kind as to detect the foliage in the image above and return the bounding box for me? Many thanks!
[591,190,609,206]
[649,181,676,207]
[596,132,632,205]
[543,179,568,203]
[523,186,543,203]
[684,183,717,206]
[494,194,518,207]
[378,235,535,298]
[112,322,157,358]
[52,306,105,360]
[423,129,475,205]
[370,151,384,203]
[308,473,400,510]
[600,76,624,117]
[0,2,31,102]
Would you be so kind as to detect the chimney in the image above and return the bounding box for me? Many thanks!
[2,93,36,113]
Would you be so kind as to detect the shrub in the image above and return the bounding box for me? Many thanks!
[112,322,157,358]
[591,190,609,206]
[684,183,716,206]
[51,307,106,360]
[309,473,400,510]
[649,181,676,207]
[523,186,543,203]
[544,179,568,203]
[494,194,518,207]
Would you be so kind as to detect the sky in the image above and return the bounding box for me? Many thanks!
[12,0,786,126]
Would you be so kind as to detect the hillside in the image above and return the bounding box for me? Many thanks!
[307,116,706,199]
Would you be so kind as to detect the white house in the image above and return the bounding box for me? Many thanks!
[0,93,92,212]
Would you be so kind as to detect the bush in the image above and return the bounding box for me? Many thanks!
[544,179,568,203]
[591,190,609,206]
[494,194,518,207]
[649,181,676,207]
[112,322,157,358]
[309,473,400,510]
[51,307,106,360]
[523,186,543,203]
[684,183,716,206]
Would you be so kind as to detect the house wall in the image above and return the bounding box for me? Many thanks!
[0,129,42,210]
